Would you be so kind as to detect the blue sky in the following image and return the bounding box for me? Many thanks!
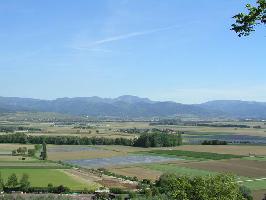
[0,0,265,103]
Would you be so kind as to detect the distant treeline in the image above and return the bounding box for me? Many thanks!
[202,140,228,145]
[118,128,150,134]
[0,132,182,148]
[0,126,42,133]
[195,123,251,128]
[150,119,181,126]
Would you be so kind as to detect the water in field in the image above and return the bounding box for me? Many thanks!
[184,134,266,144]
[65,155,181,168]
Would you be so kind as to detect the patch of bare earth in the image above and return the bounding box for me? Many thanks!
[180,159,266,178]
[64,168,137,190]
[109,166,162,181]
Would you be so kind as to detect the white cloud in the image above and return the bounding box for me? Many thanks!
[72,24,180,50]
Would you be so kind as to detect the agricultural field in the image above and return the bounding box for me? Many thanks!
[0,168,99,190]
[0,120,266,199]
[0,143,101,191]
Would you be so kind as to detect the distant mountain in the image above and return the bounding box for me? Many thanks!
[0,96,266,119]
[199,100,266,119]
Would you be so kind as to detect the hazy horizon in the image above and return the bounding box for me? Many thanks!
[1,0,265,103]
[1,94,266,105]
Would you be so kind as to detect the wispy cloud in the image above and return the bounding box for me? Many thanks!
[73,24,180,50]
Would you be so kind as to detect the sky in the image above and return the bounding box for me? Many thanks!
[0,0,265,103]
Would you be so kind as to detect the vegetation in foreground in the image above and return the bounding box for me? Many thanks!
[0,169,96,190]
[137,173,252,200]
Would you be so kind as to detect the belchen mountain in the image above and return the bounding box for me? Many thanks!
[0,95,266,119]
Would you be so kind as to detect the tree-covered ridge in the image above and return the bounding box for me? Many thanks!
[232,0,266,36]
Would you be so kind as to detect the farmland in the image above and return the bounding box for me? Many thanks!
[0,120,266,199]
[0,169,99,190]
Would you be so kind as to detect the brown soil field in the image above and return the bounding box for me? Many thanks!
[0,144,34,151]
[109,166,162,180]
[48,150,126,161]
[253,190,266,200]
[180,159,266,178]
[172,145,266,156]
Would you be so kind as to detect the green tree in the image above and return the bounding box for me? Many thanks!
[177,131,183,145]
[28,149,36,157]
[232,0,266,36]
[17,147,27,155]
[7,173,18,188]
[0,173,4,192]
[34,144,42,151]
[11,150,17,156]
[20,173,30,192]
[40,142,47,160]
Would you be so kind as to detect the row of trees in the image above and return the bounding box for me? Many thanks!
[11,144,43,158]
[0,126,42,133]
[0,132,182,148]
[202,140,228,145]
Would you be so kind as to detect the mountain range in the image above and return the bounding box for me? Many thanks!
[0,95,266,119]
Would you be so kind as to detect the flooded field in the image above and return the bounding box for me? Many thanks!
[65,155,182,168]
[185,134,266,144]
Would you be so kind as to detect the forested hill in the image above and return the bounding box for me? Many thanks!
[0,96,266,119]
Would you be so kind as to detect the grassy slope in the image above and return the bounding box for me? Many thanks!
[143,163,215,176]
[0,168,97,190]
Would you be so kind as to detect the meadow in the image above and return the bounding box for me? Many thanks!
[0,168,99,190]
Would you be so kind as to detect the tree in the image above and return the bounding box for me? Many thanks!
[28,149,36,157]
[11,150,17,156]
[232,0,266,36]
[0,173,4,192]
[177,131,183,145]
[7,173,18,188]
[48,183,54,193]
[17,147,27,155]
[20,173,30,192]
[34,144,42,151]
[40,142,47,160]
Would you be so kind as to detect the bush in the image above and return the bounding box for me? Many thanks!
[155,173,248,200]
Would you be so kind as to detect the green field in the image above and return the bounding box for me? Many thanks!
[143,163,215,176]
[0,168,98,190]
[242,180,266,190]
